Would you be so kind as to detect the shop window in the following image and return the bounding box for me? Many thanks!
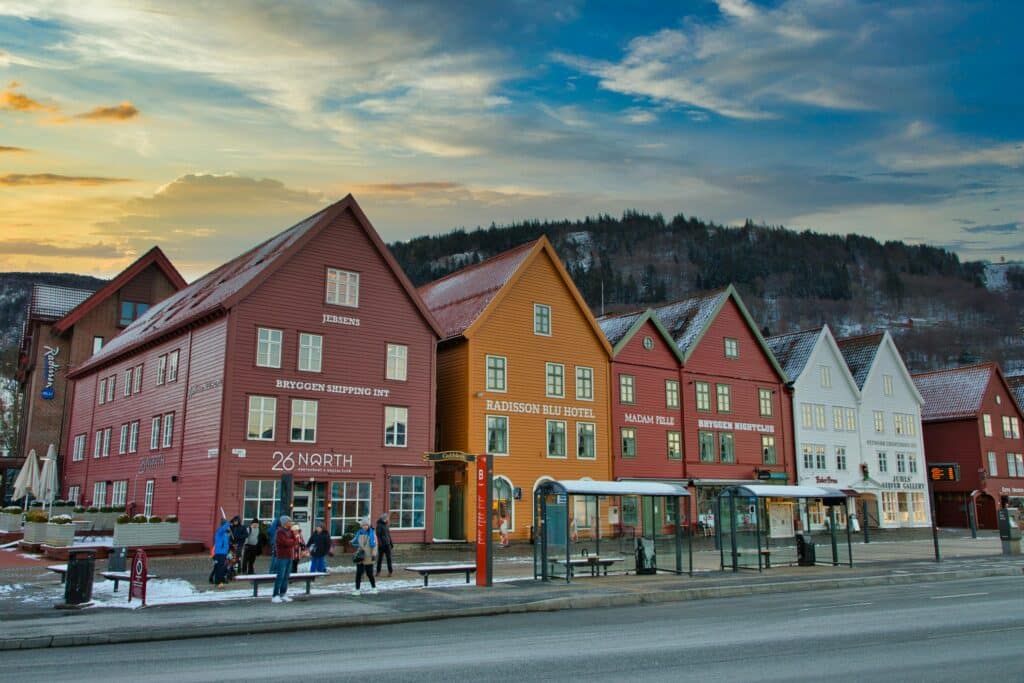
[247,396,277,440]
[724,337,739,359]
[619,374,635,404]
[719,432,735,463]
[93,481,107,508]
[162,413,174,448]
[144,480,155,517]
[244,479,280,524]
[761,435,776,465]
[291,400,318,443]
[808,500,824,527]
[716,384,731,413]
[546,420,567,458]
[882,492,898,524]
[386,344,407,381]
[119,300,149,326]
[573,494,597,532]
[384,406,408,447]
[667,431,682,460]
[486,355,507,392]
[911,492,926,522]
[298,333,323,373]
[326,268,359,307]
[758,389,772,417]
[486,415,508,455]
[329,481,372,537]
[577,422,596,459]
[389,476,426,529]
[546,363,565,398]
[699,431,715,462]
[620,428,636,458]
[666,380,680,409]
[898,493,910,523]
[576,366,594,401]
[696,382,711,411]
[533,304,551,336]
[257,328,282,368]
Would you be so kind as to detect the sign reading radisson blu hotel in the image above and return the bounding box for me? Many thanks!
[41,345,60,400]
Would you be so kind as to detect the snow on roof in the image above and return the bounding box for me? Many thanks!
[836,332,883,389]
[766,327,821,382]
[727,484,847,500]
[651,288,728,355]
[28,284,97,322]
[417,240,538,340]
[1007,374,1024,412]
[912,363,994,421]
[539,480,690,497]
[597,310,644,347]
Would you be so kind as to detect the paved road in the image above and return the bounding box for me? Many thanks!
[6,576,1021,682]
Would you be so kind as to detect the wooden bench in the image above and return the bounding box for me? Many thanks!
[101,571,158,592]
[404,563,477,587]
[234,571,327,597]
[550,556,626,579]
[48,564,68,583]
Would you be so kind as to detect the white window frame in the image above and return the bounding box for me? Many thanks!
[896,452,907,473]
[384,406,408,447]
[92,481,107,508]
[912,492,926,522]
[92,336,104,355]
[883,374,894,396]
[833,406,844,432]
[486,415,509,455]
[106,375,116,403]
[546,362,565,398]
[576,366,594,401]
[982,414,993,437]
[256,327,282,369]
[836,446,847,470]
[814,445,826,469]
[485,355,507,393]
[666,380,681,409]
[801,403,813,429]
[874,410,885,433]
[247,396,277,441]
[150,416,161,450]
[298,333,323,373]
[290,399,319,443]
[388,475,426,530]
[716,384,731,413]
[988,451,998,476]
[67,485,80,505]
[386,343,407,381]
[94,430,102,458]
[845,408,857,432]
[99,378,107,405]
[133,364,143,393]
[129,421,139,454]
[72,434,86,462]
[619,374,635,404]
[102,428,110,457]
[111,480,128,507]
[162,413,174,448]
[1003,416,1013,439]
[328,481,371,537]
[882,491,898,524]
[546,419,567,458]
[157,354,167,385]
[144,480,155,517]
[820,365,832,388]
[533,303,552,336]
[577,422,596,460]
[802,445,814,470]
[326,268,360,307]
[124,368,133,397]
[878,451,888,473]
[724,337,739,359]
[119,424,128,455]
[813,404,826,430]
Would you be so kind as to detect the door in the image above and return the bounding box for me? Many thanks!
[433,484,450,540]
[291,483,312,540]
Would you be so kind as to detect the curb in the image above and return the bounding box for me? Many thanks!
[3,566,1021,651]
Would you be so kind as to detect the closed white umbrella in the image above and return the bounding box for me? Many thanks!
[12,449,40,510]
[37,444,59,514]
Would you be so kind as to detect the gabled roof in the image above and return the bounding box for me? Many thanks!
[418,236,612,356]
[766,327,822,382]
[1008,373,1024,413]
[913,363,1023,422]
[651,284,787,381]
[836,332,883,389]
[27,284,97,322]
[53,246,187,335]
[71,195,439,378]
[597,309,684,363]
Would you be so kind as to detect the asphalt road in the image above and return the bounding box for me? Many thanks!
[6,575,1022,682]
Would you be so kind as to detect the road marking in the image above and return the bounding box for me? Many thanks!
[798,602,872,611]
[929,592,988,600]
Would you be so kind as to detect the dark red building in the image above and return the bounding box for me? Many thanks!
[913,363,1024,528]
[62,196,441,545]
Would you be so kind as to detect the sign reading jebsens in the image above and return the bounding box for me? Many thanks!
[41,345,60,400]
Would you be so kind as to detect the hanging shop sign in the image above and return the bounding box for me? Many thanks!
[483,399,595,419]
[424,451,476,462]
[697,418,775,434]
[274,378,390,398]
[41,345,60,400]
[624,413,677,426]
[271,450,354,475]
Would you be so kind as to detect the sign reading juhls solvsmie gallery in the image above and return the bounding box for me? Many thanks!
[41,345,60,400]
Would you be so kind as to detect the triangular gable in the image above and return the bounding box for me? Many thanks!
[862,331,923,406]
[53,246,187,335]
[766,327,821,383]
[817,325,862,399]
[836,332,883,390]
[600,309,684,364]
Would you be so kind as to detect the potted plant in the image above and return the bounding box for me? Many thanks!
[0,506,23,533]
[113,514,180,546]
[44,514,75,547]
[23,509,49,543]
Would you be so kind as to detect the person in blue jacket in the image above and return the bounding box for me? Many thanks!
[266,516,280,571]
[212,517,231,588]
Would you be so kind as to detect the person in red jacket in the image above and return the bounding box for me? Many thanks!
[272,515,297,603]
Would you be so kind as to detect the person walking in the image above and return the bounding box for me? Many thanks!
[272,515,297,603]
[212,517,231,588]
[351,517,377,595]
[375,513,394,576]
[307,521,331,574]
[241,518,262,575]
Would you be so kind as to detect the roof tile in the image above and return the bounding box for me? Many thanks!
[650,289,729,355]
[766,328,822,382]
[836,333,884,389]
[912,364,994,421]
[29,284,97,321]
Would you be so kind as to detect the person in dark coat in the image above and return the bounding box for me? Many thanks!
[241,518,262,575]
[307,521,331,573]
[375,513,394,576]
[229,515,248,556]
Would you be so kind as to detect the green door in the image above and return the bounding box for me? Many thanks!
[433,484,450,540]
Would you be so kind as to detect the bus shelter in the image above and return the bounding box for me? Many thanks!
[718,485,853,572]
[534,480,691,582]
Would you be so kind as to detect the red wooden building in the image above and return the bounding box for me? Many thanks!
[62,196,441,546]
[913,363,1024,528]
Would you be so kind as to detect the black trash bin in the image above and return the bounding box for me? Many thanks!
[796,534,816,566]
[65,550,96,606]
[108,546,127,572]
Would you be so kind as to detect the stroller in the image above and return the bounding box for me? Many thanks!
[208,547,241,584]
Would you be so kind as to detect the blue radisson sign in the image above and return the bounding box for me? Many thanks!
[41,345,60,400]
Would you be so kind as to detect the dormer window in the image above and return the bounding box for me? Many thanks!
[119,301,149,326]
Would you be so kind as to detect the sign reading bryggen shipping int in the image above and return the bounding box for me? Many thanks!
[41,345,60,400]
[275,378,390,398]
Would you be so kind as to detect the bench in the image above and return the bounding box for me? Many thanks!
[101,571,158,592]
[234,572,328,597]
[48,564,68,583]
[735,549,772,569]
[405,563,477,587]
[550,556,626,579]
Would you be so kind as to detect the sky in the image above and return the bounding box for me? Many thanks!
[0,0,1022,280]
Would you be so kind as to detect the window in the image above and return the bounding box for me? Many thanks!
[814,445,826,469]
[1012,418,1021,439]
[1009,453,1023,478]
[94,430,102,458]
[699,431,715,462]
[873,411,885,433]
[908,454,918,473]
[801,403,813,429]
[894,414,905,436]
[111,480,127,507]
[106,375,116,403]
[533,304,551,335]
[719,432,735,463]
[290,400,318,442]
[802,445,814,470]
[814,404,826,430]
[1017,454,1024,477]
[243,480,281,527]
[256,328,282,368]
[93,481,107,508]
[576,367,594,401]
[129,421,139,453]
[389,475,426,529]
[92,336,104,354]
[124,368,133,396]
[883,374,894,396]
[102,428,110,457]
[118,424,128,455]
[882,492,898,524]
[912,492,926,522]
[166,350,179,383]
[162,413,174,448]
[724,337,739,359]
[983,414,993,437]
[72,434,86,462]
[546,420,566,458]
[383,406,408,447]
[845,408,857,432]
[898,493,910,524]
[119,301,149,326]
[247,396,277,440]
[621,428,637,458]
[906,415,917,437]
[836,447,847,470]
[493,477,514,532]
[577,422,596,459]
[486,356,507,392]
[326,268,359,307]
[666,380,680,409]
[667,431,682,460]
[157,355,167,385]
[1003,416,1013,439]
[386,344,407,381]
[133,364,143,394]
[67,486,80,505]
[762,435,776,465]
[99,378,107,405]
[328,481,371,537]
[619,374,635,404]
[546,363,565,398]
[758,389,772,417]
[878,451,888,473]
[696,382,711,411]
[820,366,832,388]
[150,417,161,450]
[716,384,731,412]
[988,451,999,476]
[896,452,906,473]
[486,415,508,455]
[144,480,154,517]
[298,333,323,373]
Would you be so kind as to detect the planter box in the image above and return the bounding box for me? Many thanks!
[0,513,22,533]
[83,511,120,531]
[44,523,76,547]
[23,521,48,544]
[113,523,180,547]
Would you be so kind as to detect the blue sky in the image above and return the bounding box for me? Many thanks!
[0,0,1021,278]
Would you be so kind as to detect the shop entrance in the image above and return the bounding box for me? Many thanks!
[430,458,468,541]
[976,493,997,529]
[291,481,326,540]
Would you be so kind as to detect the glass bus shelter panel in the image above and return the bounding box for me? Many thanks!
[734,496,762,570]
[652,497,689,574]
[544,494,569,579]
[763,499,800,566]
[805,504,852,566]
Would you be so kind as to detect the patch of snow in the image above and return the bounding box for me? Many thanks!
[0,583,24,594]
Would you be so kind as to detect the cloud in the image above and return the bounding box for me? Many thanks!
[0,173,132,186]
[0,145,28,153]
[881,141,1024,170]
[962,222,1022,235]
[0,239,123,258]
[72,102,139,121]
[0,83,55,112]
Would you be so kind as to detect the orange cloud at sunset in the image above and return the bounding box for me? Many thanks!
[0,145,28,152]
[72,102,139,121]
[0,173,132,186]
[0,82,55,112]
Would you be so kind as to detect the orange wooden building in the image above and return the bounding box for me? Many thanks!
[419,237,612,542]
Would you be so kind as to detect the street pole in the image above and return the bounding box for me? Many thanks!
[861,500,870,544]
[928,477,940,563]
[966,493,977,539]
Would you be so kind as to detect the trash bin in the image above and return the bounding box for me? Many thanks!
[108,546,127,572]
[65,550,96,606]
[796,534,816,566]
[635,537,656,575]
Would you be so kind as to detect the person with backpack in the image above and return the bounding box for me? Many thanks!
[375,513,394,576]
[307,521,332,574]
[212,517,231,588]
[351,517,377,595]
